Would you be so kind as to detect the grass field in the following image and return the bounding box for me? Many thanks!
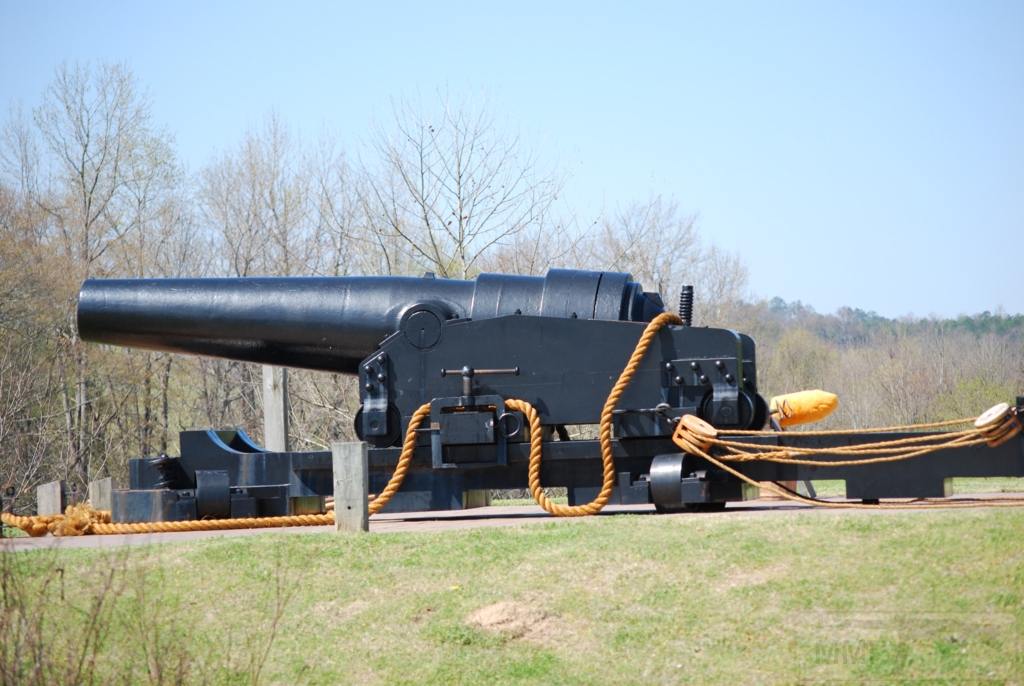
[4,506,1023,684]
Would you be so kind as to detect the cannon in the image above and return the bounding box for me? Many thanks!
[77,269,1024,523]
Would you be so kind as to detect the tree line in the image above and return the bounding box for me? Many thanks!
[1,63,1020,509]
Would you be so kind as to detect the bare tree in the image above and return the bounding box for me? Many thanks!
[359,97,561,278]
[198,117,355,450]
[576,196,749,326]
[200,115,322,277]
[310,142,361,276]
[32,63,168,273]
[0,185,61,507]
[4,63,179,487]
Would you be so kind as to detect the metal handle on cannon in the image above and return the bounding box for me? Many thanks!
[441,365,520,398]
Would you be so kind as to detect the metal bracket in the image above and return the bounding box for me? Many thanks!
[429,394,517,469]
[664,356,744,426]
[359,352,390,439]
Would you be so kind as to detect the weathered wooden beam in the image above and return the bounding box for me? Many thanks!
[332,441,368,532]
[88,477,113,511]
[262,365,290,452]
[36,480,66,515]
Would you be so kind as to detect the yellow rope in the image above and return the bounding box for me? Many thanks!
[514,311,683,516]
[368,402,432,515]
[90,513,335,534]
[673,408,1024,510]
[1,504,112,537]
[676,410,1021,469]
[713,433,990,467]
[721,417,975,436]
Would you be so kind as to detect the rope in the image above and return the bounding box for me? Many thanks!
[368,402,431,515]
[721,417,975,436]
[0,506,332,536]
[673,407,1024,510]
[513,310,683,516]
[675,406,1021,469]
[1,504,112,537]
[90,514,335,534]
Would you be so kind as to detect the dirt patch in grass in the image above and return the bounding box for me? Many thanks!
[467,600,558,643]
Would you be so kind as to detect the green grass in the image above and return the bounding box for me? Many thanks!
[1,523,26,537]
[5,508,1024,684]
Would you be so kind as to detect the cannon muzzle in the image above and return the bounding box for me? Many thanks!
[77,269,665,373]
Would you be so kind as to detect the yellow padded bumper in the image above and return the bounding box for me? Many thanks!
[769,389,839,427]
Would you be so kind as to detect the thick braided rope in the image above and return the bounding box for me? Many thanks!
[597,311,683,505]
[1,506,112,537]
[504,397,570,514]
[516,311,682,517]
[2,508,334,536]
[91,513,335,534]
[368,402,432,515]
[1,512,51,537]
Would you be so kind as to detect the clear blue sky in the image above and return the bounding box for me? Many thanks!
[2,1,1022,317]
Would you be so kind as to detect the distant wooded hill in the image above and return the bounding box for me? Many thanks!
[750,298,1024,345]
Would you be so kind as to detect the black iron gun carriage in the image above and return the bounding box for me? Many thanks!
[76,268,1024,523]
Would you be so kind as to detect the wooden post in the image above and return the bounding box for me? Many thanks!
[88,477,113,511]
[37,480,66,515]
[332,441,368,532]
[262,365,290,452]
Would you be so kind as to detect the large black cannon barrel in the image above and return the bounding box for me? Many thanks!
[77,269,665,373]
